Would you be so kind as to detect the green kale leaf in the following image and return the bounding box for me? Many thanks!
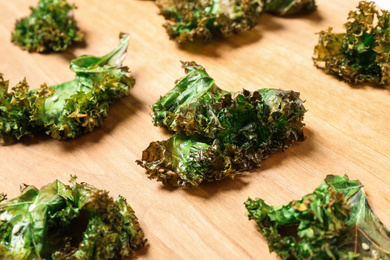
[313,1,390,85]
[0,176,146,260]
[264,0,316,16]
[156,0,264,43]
[245,175,390,259]
[137,62,306,186]
[12,0,84,53]
[0,33,135,143]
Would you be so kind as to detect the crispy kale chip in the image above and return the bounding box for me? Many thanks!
[155,0,317,43]
[264,0,316,16]
[12,0,83,53]
[156,0,264,43]
[0,177,146,260]
[245,175,390,259]
[313,1,390,85]
[137,62,306,186]
[0,33,134,143]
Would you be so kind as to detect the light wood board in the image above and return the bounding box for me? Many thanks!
[1,0,390,259]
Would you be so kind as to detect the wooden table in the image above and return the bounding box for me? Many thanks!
[1,0,389,259]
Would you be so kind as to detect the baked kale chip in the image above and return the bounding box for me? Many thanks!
[137,62,306,186]
[12,0,83,53]
[0,33,134,143]
[0,177,146,260]
[155,0,317,43]
[156,0,264,43]
[313,1,390,85]
[245,175,390,259]
[264,0,316,16]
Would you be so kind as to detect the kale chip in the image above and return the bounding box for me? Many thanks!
[12,0,84,52]
[313,1,390,85]
[1,34,134,143]
[0,177,146,259]
[138,62,306,186]
[245,175,390,259]
[156,0,264,43]
[155,0,316,43]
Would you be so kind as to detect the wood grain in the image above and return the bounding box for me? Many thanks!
[1,0,390,259]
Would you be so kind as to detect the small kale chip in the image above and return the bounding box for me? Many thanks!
[137,62,306,186]
[12,0,84,52]
[156,0,264,43]
[245,175,390,259]
[313,1,390,85]
[0,177,146,260]
[0,33,134,143]
[264,0,316,16]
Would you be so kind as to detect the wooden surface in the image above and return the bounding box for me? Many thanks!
[1,0,390,259]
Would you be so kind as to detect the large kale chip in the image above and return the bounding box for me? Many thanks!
[0,34,135,143]
[137,62,306,186]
